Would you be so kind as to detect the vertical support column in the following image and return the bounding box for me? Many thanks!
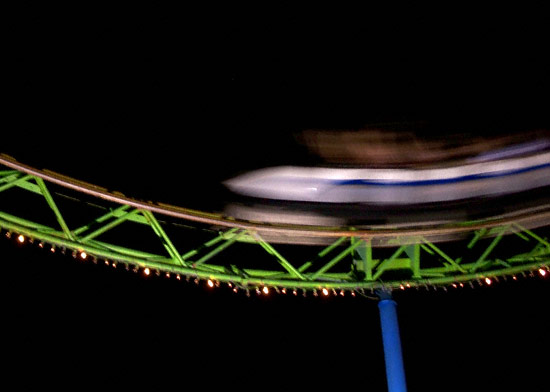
[377,290,407,392]
[405,243,420,279]
[352,238,373,280]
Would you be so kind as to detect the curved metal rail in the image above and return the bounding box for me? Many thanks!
[1,153,549,293]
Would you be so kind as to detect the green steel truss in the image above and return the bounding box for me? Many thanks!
[1,159,549,293]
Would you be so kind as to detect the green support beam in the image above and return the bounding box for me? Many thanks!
[73,205,132,236]
[299,236,349,273]
[81,208,141,242]
[253,232,307,281]
[405,244,421,279]
[311,239,363,280]
[470,226,508,272]
[34,177,76,241]
[193,229,248,265]
[422,238,466,273]
[373,246,407,281]
[141,209,186,267]
[181,227,240,261]
[0,174,33,193]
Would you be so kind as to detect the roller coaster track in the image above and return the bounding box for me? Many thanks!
[1,153,549,294]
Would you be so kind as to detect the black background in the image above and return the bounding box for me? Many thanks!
[3,4,550,390]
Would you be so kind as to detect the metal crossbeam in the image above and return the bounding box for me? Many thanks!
[34,177,76,241]
[253,232,306,280]
[310,239,363,280]
[422,238,466,273]
[193,229,247,265]
[0,173,33,192]
[470,226,509,272]
[73,205,132,236]
[141,209,186,267]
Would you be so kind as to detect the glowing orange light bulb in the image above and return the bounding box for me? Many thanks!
[485,277,492,285]
[262,286,269,295]
[539,268,547,277]
[80,251,87,260]
[144,267,150,276]
[207,279,214,288]
[17,234,25,243]
[322,288,329,296]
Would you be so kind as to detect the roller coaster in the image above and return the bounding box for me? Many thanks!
[1,152,549,294]
[2,140,550,392]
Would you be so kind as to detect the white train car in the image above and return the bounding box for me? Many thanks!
[224,145,550,205]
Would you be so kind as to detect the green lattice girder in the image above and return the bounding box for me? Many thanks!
[0,162,549,292]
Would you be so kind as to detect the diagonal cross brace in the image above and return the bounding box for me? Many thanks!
[81,208,141,242]
[0,173,33,193]
[310,238,363,280]
[470,226,509,273]
[73,205,132,236]
[181,227,240,261]
[514,223,550,249]
[35,177,76,241]
[193,229,248,266]
[0,170,20,179]
[252,232,306,281]
[297,236,349,274]
[422,237,467,273]
[141,209,186,267]
[373,246,407,281]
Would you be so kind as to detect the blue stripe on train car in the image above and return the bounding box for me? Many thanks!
[332,162,550,187]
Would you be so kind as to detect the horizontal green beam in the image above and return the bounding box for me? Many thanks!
[2,214,549,290]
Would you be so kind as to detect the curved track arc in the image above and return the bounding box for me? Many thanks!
[1,154,549,292]
[2,154,550,242]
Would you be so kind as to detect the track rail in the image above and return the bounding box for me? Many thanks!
[2,153,550,242]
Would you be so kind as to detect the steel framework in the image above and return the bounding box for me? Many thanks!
[1,154,549,294]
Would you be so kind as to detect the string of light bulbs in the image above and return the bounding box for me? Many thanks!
[3,227,549,300]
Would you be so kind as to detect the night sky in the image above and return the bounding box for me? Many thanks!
[3,5,550,390]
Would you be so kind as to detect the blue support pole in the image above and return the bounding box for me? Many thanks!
[377,291,407,392]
